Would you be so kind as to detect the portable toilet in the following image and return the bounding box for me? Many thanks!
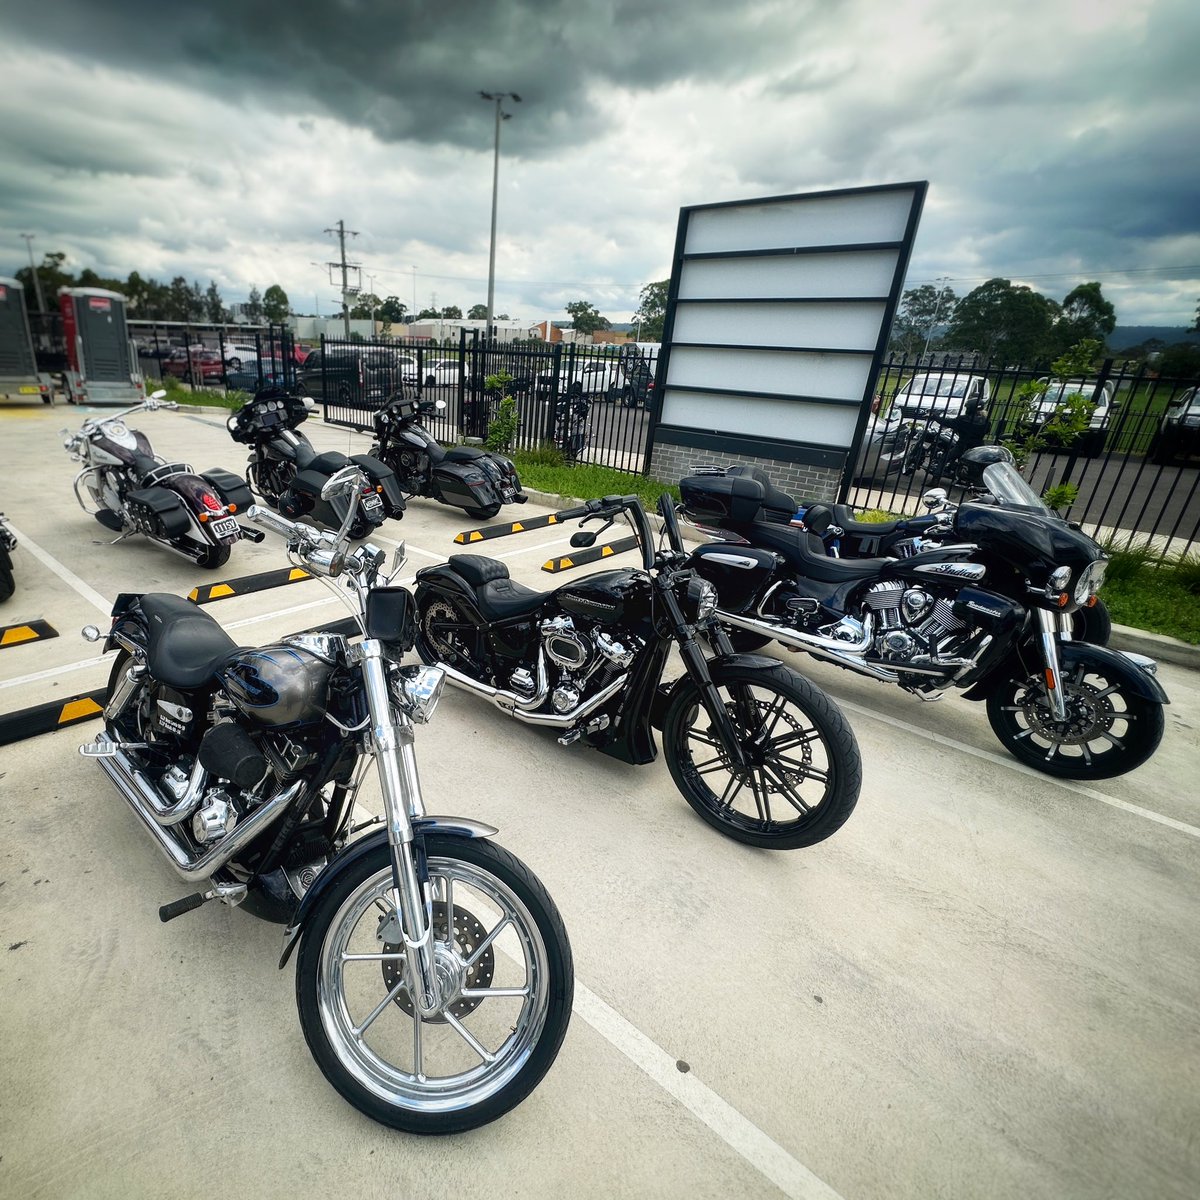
[59,287,145,406]
[0,276,51,403]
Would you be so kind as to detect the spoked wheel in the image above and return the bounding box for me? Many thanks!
[663,660,862,848]
[415,593,475,667]
[295,836,573,1134]
[900,432,927,476]
[985,657,1164,779]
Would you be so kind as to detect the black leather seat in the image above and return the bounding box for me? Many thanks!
[446,555,549,620]
[139,594,238,689]
[131,452,163,482]
[444,446,487,463]
[745,522,894,584]
[828,503,909,536]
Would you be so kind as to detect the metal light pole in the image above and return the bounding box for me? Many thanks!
[479,91,521,339]
[921,275,952,363]
[20,233,46,314]
[367,274,377,336]
[411,265,417,322]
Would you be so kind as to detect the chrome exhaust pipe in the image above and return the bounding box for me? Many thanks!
[437,662,629,728]
[718,607,874,655]
[93,731,303,882]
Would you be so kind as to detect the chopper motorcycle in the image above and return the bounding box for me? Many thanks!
[80,467,573,1133]
[723,461,1113,647]
[368,393,526,521]
[413,492,862,849]
[227,387,406,539]
[63,393,250,570]
[678,456,1167,780]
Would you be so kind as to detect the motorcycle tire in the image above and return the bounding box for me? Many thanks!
[900,434,927,476]
[190,542,232,571]
[1071,599,1112,647]
[249,458,288,510]
[295,835,573,1134]
[0,561,14,603]
[463,504,501,521]
[985,658,1164,779]
[662,659,862,849]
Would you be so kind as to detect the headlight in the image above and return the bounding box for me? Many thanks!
[1049,566,1072,590]
[394,665,446,724]
[1073,560,1107,605]
[685,576,718,622]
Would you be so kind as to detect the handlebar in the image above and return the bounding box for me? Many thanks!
[555,494,676,570]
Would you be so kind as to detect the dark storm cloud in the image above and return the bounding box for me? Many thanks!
[6,0,834,155]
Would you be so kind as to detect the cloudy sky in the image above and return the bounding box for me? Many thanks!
[2,0,1198,327]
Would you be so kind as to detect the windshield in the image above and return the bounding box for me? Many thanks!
[905,375,970,398]
[981,462,1051,513]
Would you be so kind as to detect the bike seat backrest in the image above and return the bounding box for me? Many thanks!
[797,502,835,535]
[725,464,797,517]
[448,554,510,588]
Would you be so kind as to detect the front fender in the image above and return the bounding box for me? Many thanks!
[277,816,499,969]
[1058,641,1170,704]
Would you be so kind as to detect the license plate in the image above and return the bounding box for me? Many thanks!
[502,487,517,501]
[210,516,240,539]
[18,386,40,395]
[361,494,385,518]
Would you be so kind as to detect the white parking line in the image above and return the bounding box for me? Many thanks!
[573,982,844,1200]
[6,522,113,616]
[834,696,1200,840]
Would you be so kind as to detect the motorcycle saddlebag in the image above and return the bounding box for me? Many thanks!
[350,453,407,519]
[679,473,765,523]
[200,468,253,511]
[430,460,501,510]
[126,486,192,538]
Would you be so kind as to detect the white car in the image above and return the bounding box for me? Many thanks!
[222,342,260,370]
[892,373,990,420]
[1027,378,1117,457]
[566,358,626,399]
[420,358,461,387]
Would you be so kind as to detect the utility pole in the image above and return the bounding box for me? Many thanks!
[479,91,521,339]
[20,233,46,314]
[323,220,361,339]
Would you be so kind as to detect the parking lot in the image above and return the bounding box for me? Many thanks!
[1,401,1197,1200]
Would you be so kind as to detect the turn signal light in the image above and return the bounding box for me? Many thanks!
[1056,592,1070,607]
[228,503,237,513]
[198,512,208,523]
[1086,595,1097,608]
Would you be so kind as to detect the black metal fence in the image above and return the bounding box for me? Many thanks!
[317,330,658,473]
[850,354,1200,559]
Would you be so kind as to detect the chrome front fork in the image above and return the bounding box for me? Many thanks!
[1036,608,1069,721]
[357,640,442,1019]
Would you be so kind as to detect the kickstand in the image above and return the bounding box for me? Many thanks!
[93,532,135,545]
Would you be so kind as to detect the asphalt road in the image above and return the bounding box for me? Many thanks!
[0,402,1197,1200]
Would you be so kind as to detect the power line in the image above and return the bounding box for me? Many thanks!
[908,264,1200,285]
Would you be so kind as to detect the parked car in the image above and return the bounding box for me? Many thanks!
[300,346,412,406]
[569,358,626,400]
[892,373,990,420]
[160,348,226,384]
[1149,387,1200,464]
[225,360,291,393]
[420,357,462,387]
[221,342,261,370]
[1027,378,1118,457]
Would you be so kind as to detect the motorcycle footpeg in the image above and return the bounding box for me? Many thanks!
[80,740,148,757]
[238,525,266,543]
[159,893,208,922]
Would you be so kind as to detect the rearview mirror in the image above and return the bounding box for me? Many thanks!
[149,389,167,400]
[435,399,447,411]
[320,465,362,501]
[570,531,598,548]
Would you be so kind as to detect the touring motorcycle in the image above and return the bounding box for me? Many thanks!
[227,388,406,538]
[679,456,1167,779]
[0,512,16,602]
[369,394,526,521]
[732,463,1113,647]
[414,492,862,849]
[63,393,250,569]
[80,467,573,1133]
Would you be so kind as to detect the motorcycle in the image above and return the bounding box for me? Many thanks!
[63,393,251,570]
[79,468,573,1133]
[413,492,862,849]
[724,464,1113,647]
[227,387,407,539]
[369,393,527,521]
[554,389,591,464]
[678,458,1167,780]
[0,512,16,602]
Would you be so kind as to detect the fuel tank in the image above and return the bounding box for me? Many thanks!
[217,638,337,728]
[555,568,651,626]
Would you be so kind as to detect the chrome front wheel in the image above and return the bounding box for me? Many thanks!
[296,837,572,1133]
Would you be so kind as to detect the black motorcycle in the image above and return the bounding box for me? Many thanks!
[0,512,16,602]
[63,394,251,570]
[80,467,572,1133]
[369,394,526,521]
[725,465,1113,647]
[554,389,590,464]
[679,458,1167,780]
[227,388,406,538]
[413,492,862,849]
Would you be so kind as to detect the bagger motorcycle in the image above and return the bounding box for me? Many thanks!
[63,393,250,570]
[80,469,572,1133]
[228,387,406,539]
[369,393,526,521]
[728,461,1112,647]
[679,454,1167,780]
[414,492,862,849]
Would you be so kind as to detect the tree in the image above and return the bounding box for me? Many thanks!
[348,293,381,320]
[1055,281,1116,351]
[245,285,263,323]
[889,283,958,356]
[263,284,290,324]
[204,280,225,323]
[632,279,668,342]
[944,278,1058,363]
[379,296,407,324]
[565,299,611,335]
[1190,300,1199,335]
[440,305,463,319]
[467,303,489,320]
[415,307,440,320]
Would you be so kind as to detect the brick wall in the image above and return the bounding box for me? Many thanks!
[649,442,843,502]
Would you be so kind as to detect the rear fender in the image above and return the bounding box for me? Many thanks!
[432,461,503,509]
[105,593,148,656]
[277,818,499,968]
[414,564,486,615]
